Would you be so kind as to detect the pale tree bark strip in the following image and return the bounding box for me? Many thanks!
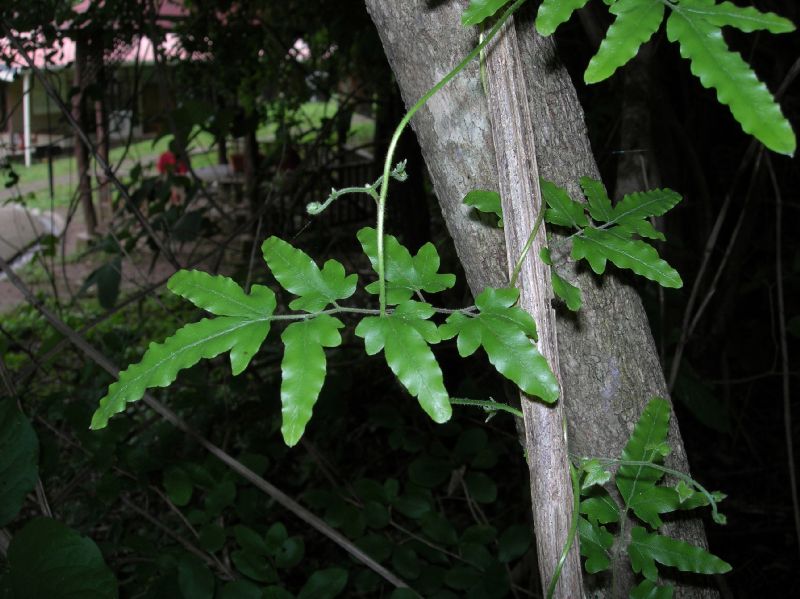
[365,1,716,596]
[484,18,582,597]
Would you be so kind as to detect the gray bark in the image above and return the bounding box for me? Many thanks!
[365,1,716,597]
[485,18,582,596]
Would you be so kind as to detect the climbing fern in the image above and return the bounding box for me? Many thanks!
[575,398,731,594]
[462,0,796,155]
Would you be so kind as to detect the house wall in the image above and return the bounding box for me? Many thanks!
[2,63,162,156]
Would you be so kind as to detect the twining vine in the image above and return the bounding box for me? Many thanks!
[90,0,795,595]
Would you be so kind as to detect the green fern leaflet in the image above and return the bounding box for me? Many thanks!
[356,301,452,423]
[91,272,276,429]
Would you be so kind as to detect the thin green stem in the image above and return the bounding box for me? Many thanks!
[546,463,581,599]
[510,208,546,287]
[265,303,477,322]
[376,0,529,315]
[307,161,404,215]
[450,397,523,419]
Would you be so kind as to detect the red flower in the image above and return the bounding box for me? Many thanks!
[157,151,189,175]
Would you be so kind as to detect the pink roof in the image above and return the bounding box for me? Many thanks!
[1,34,193,71]
[1,0,191,72]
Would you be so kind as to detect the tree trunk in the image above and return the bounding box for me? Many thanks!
[93,44,112,228]
[365,1,715,596]
[72,33,97,237]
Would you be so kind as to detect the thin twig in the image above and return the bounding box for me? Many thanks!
[765,155,800,559]
[667,55,800,391]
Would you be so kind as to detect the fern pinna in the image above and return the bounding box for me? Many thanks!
[465,0,795,155]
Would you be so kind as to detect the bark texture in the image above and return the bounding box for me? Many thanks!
[484,18,582,596]
[365,1,715,597]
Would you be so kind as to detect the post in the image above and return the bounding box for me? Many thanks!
[22,72,31,167]
[72,33,97,236]
[484,17,583,598]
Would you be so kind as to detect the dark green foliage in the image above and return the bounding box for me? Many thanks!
[0,400,38,527]
[3,518,118,599]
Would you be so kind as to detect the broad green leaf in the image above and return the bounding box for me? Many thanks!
[358,228,456,303]
[355,302,451,423]
[541,179,588,228]
[410,456,452,488]
[178,554,214,599]
[462,0,511,26]
[263,587,294,599]
[617,398,671,511]
[552,271,582,311]
[580,489,620,525]
[540,248,583,311]
[571,227,682,288]
[235,525,269,555]
[262,236,357,312]
[0,400,38,527]
[280,315,344,446]
[275,536,305,568]
[577,516,613,574]
[82,257,121,309]
[392,545,421,579]
[219,581,263,599]
[498,524,532,563]
[580,177,614,223]
[463,189,503,227]
[666,4,795,155]
[439,287,559,403]
[92,311,274,429]
[536,0,591,36]
[198,525,226,552]
[631,580,674,599]
[421,511,458,545]
[628,526,732,582]
[679,0,795,34]
[298,568,348,599]
[5,518,118,599]
[163,467,193,506]
[168,270,276,318]
[265,522,289,554]
[232,548,276,582]
[585,0,664,84]
[465,472,498,503]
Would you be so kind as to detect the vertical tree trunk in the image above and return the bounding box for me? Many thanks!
[93,45,112,228]
[73,33,97,237]
[484,18,582,596]
[365,1,716,596]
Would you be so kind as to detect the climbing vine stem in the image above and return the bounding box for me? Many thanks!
[510,206,545,287]
[376,0,529,315]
